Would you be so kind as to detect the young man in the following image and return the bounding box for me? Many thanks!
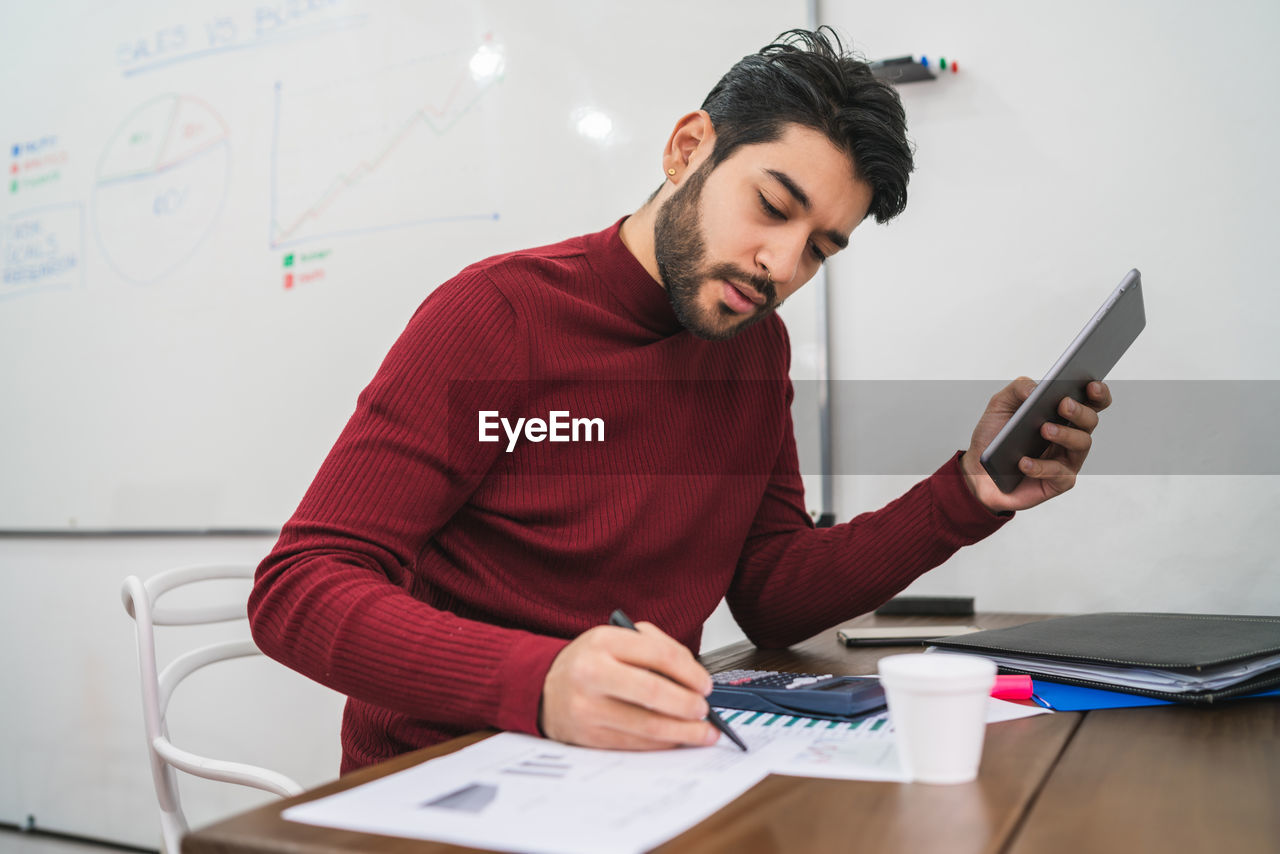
[250,29,1110,771]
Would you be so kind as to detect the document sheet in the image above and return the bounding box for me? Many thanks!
[283,699,1046,854]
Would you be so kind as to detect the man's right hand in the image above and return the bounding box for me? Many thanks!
[538,620,721,750]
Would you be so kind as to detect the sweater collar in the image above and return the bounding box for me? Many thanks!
[586,218,685,337]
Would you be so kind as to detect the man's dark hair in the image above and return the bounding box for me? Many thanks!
[700,27,913,223]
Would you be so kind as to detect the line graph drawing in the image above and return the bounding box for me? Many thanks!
[93,94,231,284]
[270,38,504,249]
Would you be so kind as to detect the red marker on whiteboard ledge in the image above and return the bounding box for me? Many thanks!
[992,675,1034,700]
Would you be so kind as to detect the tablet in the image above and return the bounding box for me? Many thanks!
[980,269,1146,493]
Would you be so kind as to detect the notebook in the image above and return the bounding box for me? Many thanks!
[928,613,1280,704]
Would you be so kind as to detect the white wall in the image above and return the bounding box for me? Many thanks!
[819,0,1280,615]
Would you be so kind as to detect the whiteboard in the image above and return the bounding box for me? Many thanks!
[815,0,1280,621]
[0,0,814,531]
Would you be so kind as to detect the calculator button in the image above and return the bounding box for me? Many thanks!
[785,677,819,689]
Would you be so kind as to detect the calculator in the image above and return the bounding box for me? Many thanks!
[709,669,887,721]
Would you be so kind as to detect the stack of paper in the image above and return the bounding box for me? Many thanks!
[972,649,1280,693]
[929,613,1280,702]
[283,699,1047,854]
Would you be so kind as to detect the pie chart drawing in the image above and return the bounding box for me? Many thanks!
[94,94,230,284]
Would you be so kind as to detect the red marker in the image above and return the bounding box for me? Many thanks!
[991,675,1033,700]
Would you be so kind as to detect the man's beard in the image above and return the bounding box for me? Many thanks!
[653,162,778,341]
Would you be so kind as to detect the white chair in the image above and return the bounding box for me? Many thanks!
[121,564,303,853]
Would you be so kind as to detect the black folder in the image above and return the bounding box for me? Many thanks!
[928,613,1280,704]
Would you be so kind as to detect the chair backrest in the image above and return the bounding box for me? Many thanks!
[121,564,303,853]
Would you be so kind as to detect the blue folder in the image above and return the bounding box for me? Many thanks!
[1032,680,1280,711]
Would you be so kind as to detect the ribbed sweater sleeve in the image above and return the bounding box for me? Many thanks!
[721,316,1008,647]
[248,273,568,738]
[730,452,1009,648]
[728,376,1011,648]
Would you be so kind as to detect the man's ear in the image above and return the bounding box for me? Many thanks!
[661,110,715,183]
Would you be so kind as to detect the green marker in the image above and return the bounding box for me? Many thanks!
[283,253,294,267]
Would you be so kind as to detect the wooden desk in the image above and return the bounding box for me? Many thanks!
[184,613,1280,854]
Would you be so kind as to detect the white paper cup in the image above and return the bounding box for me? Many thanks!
[877,653,997,784]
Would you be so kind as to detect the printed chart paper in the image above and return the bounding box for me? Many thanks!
[283,732,776,854]
[283,699,1048,854]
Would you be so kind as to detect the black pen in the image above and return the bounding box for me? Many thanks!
[608,608,748,752]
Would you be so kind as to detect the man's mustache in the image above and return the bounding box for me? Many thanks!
[704,263,777,307]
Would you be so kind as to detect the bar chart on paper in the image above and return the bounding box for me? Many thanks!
[280,702,1043,853]
[718,708,908,781]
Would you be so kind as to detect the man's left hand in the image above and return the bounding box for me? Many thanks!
[960,378,1113,514]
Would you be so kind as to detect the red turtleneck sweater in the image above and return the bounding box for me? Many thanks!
[249,220,1009,772]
